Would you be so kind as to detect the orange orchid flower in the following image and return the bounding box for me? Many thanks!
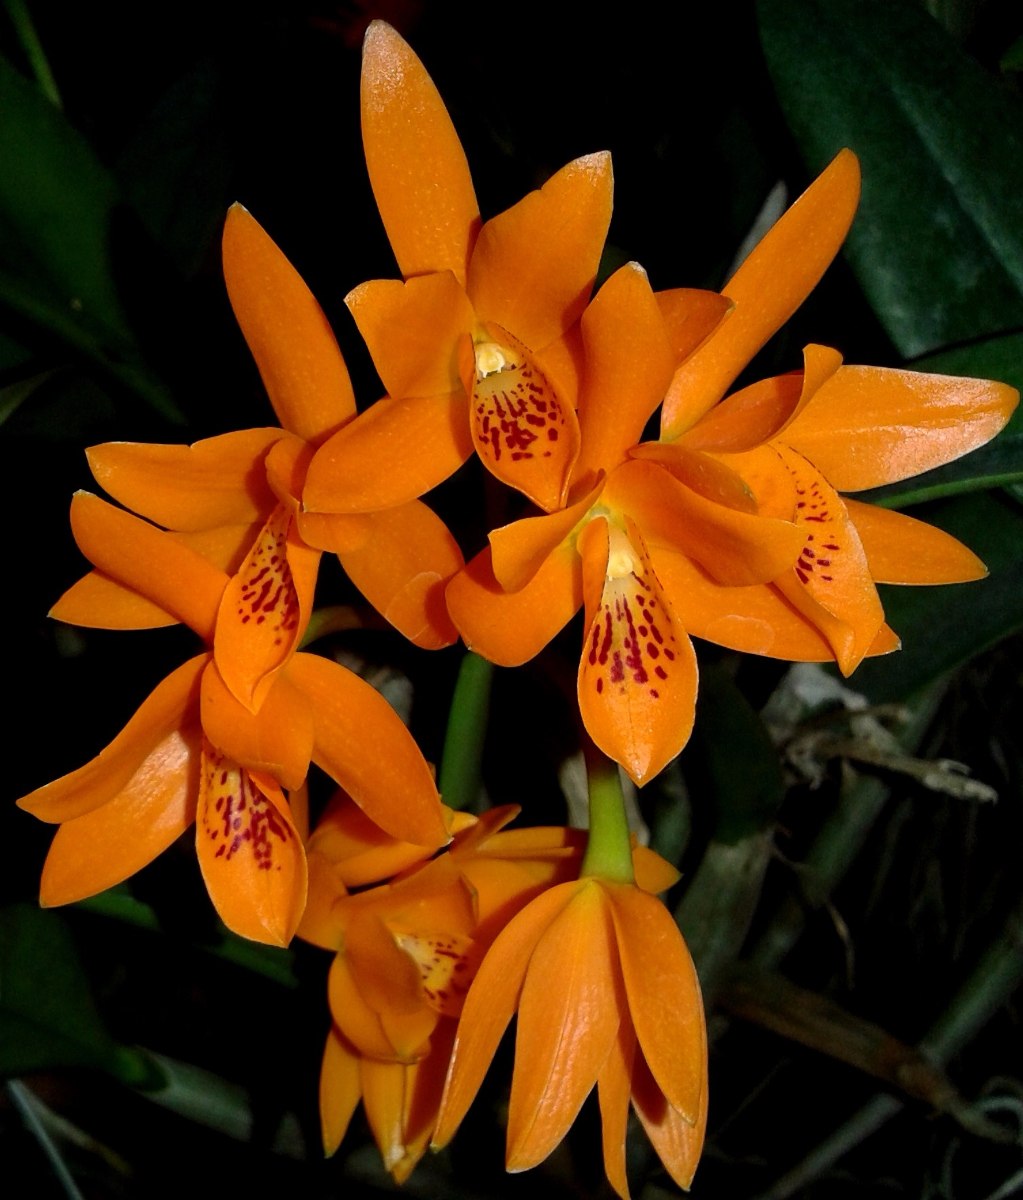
[433,873,706,1199]
[631,148,1019,674]
[17,494,448,947]
[72,204,462,650]
[447,261,804,786]
[300,800,676,1181]
[448,151,1019,785]
[302,20,614,515]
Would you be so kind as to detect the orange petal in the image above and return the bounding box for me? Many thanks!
[68,492,225,640]
[707,442,799,520]
[328,953,404,1062]
[770,446,885,674]
[262,433,311,511]
[632,1044,708,1192]
[662,149,861,437]
[295,510,373,557]
[681,373,800,453]
[361,21,480,282]
[574,263,675,487]
[345,911,429,1019]
[320,1026,363,1157]
[446,543,582,667]
[337,501,463,649]
[213,506,319,712]
[196,744,307,946]
[630,442,759,513]
[308,793,443,888]
[289,779,309,844]
[534,325,585,421]
[297,848,348,950]
[782,365,1020,490]
[361,1058,412,1175]
[680,344,843,453]
[287,652,448,848]
[632,844,682,896]
[361,1038,452,1182]
[303,391,473,513]
[177,522,270,575]
[506,880,623,1172]
[52,570,180,629]
[19,655,206,823]
[432,881,578,1150]
[52,521,267,631]
[222,205,355,441]
[86,430,282,531]
[489,481,601,592]
[468,152,612,351]
[648,546,836,661]
[394,1020,457,1182]
[607,459,805,586]
[606,883,705,1123]
[577,517,698,786]
[199,661,315,791]
[597,1018,638,1200]
[346,273,475,400]
[38,723,202,906]
[469,326,581,512]
[656,287,732,361]
[844,498,987,584]
[343,917,440,1062]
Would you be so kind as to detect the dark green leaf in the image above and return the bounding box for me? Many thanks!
[850,492,1023,701]
[688,663,785,843]
[0,55,182,420]
[759,0,1023,357]
[116,62,233,278]
[0,903,155,1085]
[0,55,130,345]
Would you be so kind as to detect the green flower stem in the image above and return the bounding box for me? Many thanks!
[438,651,494,811]
[580,740,634,884]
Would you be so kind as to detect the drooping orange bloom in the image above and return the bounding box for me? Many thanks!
[69,204,462,650]
[300,798,677,1182]
[18,494,448,946]
[433,874,706,1199]
[447,261,806,785]
[302,20,613,515]
[630,149,1019,673]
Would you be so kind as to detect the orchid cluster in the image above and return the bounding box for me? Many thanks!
[16,20,1017,1198]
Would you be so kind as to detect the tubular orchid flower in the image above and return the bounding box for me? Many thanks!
[72,204,462,650]
[300,801,677,1181]
[634,149,1019,673]
[302,20,613,515]
[433,874,706,1199]
[17,494,448,947]
[447,261,807,785]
